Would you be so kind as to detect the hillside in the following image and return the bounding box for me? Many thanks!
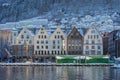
[1,0,120,24]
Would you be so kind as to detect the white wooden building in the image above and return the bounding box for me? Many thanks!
[83,25,103,55]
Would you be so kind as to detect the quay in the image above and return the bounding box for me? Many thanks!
[0,63,114,66]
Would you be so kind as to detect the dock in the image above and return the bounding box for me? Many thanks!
[0,63,114,66]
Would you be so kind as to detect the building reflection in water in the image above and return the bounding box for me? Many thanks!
[0,66,120,80]
[110,68,120,80]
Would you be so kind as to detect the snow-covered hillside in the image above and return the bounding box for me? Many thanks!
[1,13,120,32]
[1,0,120,24]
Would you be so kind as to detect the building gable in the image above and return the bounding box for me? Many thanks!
[67,27,82,40]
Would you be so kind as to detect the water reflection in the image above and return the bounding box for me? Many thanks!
[0,66,120,80]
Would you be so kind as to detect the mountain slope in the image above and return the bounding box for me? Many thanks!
[1,0,120,23]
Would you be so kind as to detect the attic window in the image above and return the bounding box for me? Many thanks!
[91,30,95,33]
[24,31,26,33]
[57,32,60,34]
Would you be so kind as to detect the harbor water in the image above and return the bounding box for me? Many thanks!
[0,66,120,80]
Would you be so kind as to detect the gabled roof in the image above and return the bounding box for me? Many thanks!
[84,24,102,37]
[67,27,83,39]
[17,28,35,37]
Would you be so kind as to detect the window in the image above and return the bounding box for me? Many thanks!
[58,46,60,49]
[53,46,55,49]
[19,41,21,44]
[91,35,93,39]
[92,46,95,49]
[97,51,101,54]
[14,33,16,36]
[53,40,55,44]
[29,40,32,44]
[58,40,60,44]
[57,32,60,34]
[46,46,48,49]
[85,51,89,54]
[86,40,89,44]
[69,46,71,49]
[21,35,24,39]
[91,50,95,54]
[37,46,39,49]
[61,35,63,39]
[44,35,46,38]
[26,35,29,39]
[46,40,48,44]
[58,35,59,38]
[41,40,44,44]
[91,30,95,33]
[94,35,96,39]
[97,35,99,39]
[76,46,78,49]
[42,35,43,38]
[88,35,89,39]
[86,46,89,49]
[41,46,44,49]
[98,40,101,44]
[91,40,95,44]
[38,35,40,38]
[79,46,81,49]
[37,41,39,44]
[55,35,56,38]
[24,31,26,33]
[35,51,37,54]
[98,46,101,49]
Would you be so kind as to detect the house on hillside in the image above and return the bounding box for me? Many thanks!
[83,25,103,55]
[67,27,83,55]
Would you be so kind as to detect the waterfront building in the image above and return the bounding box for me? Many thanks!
[108,30,120,60]
[34,28,51,62]
[102,32,109,55]
[34,27,67,62]
[50,27,67,55]
[0,29,12,60]
[67,27,83,55]
[12,28,34,62]
[83,25,103,55]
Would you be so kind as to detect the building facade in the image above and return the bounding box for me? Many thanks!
[34,27,67,62]
[102,32,109,55]
[12,28,34,62]
[0,29,12,61]
[50,27,67,55]
[108,30,120,60]
[67,27,83,55]
[34,28,51,62]
[83,25,103,55]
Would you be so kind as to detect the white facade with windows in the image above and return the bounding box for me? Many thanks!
[50,28,67,55]
[83,25,103,55]
[34,27,67,56]
[34,28,50,55]
[16,28,34,45]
